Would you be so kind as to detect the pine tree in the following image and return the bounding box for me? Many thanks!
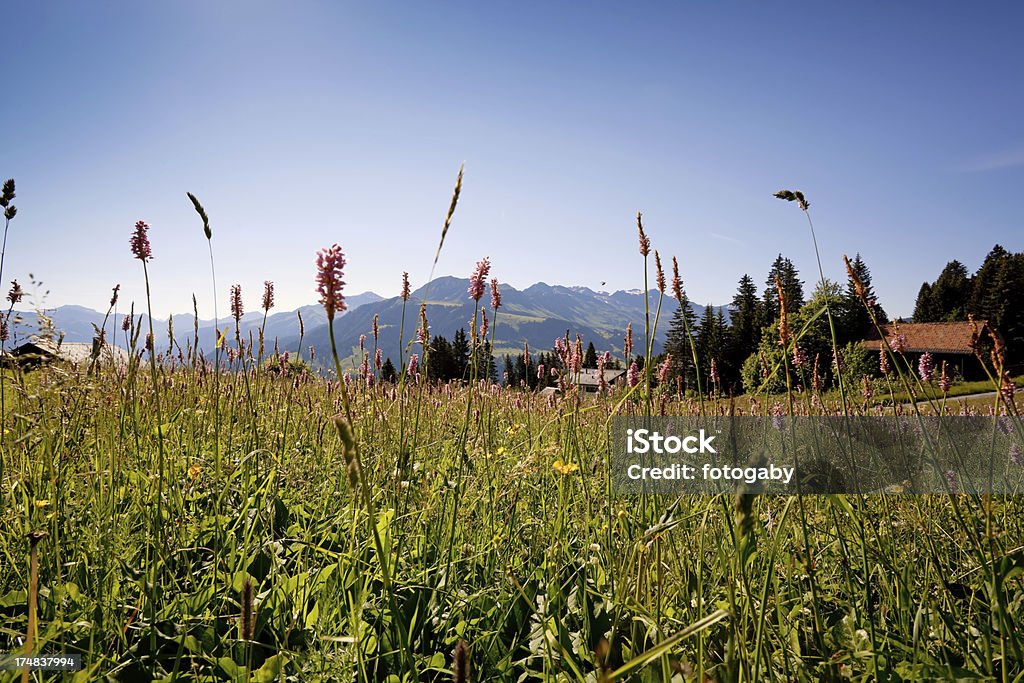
[428,335,456,381]
[663,296,698,391]
[931,260,971,320]
[840,253,887,342]
[503,354,515,386]
[913,282,939,322]
[451,328,471,380]
[380,357,397,383]
[583,341,598,369]
[970,245,1009,322]
[763,255,805,321]
[727,274,760,387]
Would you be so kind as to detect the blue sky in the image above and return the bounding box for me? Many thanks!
[3,2,1022,320]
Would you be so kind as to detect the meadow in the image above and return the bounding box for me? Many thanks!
[1,177,1023,682]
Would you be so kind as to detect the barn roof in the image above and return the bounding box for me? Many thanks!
[860,321,991,355]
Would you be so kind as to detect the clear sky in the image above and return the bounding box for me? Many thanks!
[3,1,1022,320]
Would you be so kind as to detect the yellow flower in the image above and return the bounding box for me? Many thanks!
[552,460,579,475]
[34,499,50,508]
[496,446,507,456]
[187,464,202,481]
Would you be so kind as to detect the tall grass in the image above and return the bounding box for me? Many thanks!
[0,180,1021,682]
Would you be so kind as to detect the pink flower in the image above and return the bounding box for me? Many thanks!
[918,352,933,382]
[879,350,890,375]
[262,281,275,311]
[480,308,489,339]
[468,257,491,301]
[490,278,501,310]
[315,244,347,320]
[408,353,419,376]
[401,272,411,301]
[537,363,545,380]
[130,220,152,261]
[230,284,243,322]
[624,323,633,364]
[656,355,673,384]
[596,353,608,393]
[636,213,650,257]
[627,361,640,388]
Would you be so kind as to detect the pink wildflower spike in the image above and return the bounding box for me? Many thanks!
[130,220,152,261]
[468,257,491,301]
[490,278,501,310]
[230,284,243,322]
[262,281,275,311]
[627,361,640,388]
[315,244,347,320]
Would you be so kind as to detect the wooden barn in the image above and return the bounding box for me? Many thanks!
[860,321,995,380]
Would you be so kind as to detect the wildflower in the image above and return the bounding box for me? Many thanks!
[889,332,906,354]
[792,345,806,369]
[262,280,274,311]
[315,244,347,320]
[34,499,49,508]
[129,220,152,261]
[627,361,640,388]
[408,353,419,376]
[776,276,789,348]
[710,357,720,385]
[359,334,365,352]
[624,323,633,363]
[452,640,471,683]
[843,255,867,301]
[523,341,530,375]
[918,352,933,382]
[230,284,243,322]
[596,353,608,393]
[636,212,650,256]
[401,272,411,301]
[1010,444,1023,467]
[658,354,672,384]
[832,348,845,376]
[417,303,429,345]
[654,251,665,294]
[480,308,489,339]
[862,375,873,401]
[537,363,545,380]
[553,459,579,475]
[1000,372,1016,404]
[468,257,491,302]
[110,284,120,308]
[372,314,379,343]
[122,315,131,332]
[0,318,7,342]
[187,463,202,481]
[375,348,382,371]
[671,256,684,302]
[879,350,890,375]
[939,361,951,393]
[490,277,501,310]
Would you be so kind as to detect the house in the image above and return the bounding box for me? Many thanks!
[576,367,627,393]
[2,336,129,370]
[859,321,994,379]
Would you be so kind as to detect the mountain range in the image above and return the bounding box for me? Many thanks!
[8,279,721,370]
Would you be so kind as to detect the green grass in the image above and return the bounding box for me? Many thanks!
[1,353,1022,681]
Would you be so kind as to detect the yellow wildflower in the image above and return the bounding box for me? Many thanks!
[553,460,579,475]
[187,464,202,481]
